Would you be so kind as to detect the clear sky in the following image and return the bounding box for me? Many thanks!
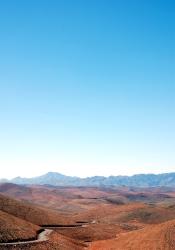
[0,0,175,178]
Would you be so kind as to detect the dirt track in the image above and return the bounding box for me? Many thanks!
[0,224,87,247]
[0,229,53,246]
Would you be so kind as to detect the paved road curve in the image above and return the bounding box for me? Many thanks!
[0,229,53,246]
[0,223,90,247]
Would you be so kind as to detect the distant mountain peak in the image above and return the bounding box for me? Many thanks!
[44,172,65,177]
[3,172,175,187]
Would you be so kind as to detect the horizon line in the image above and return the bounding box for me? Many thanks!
[1,170,175,180]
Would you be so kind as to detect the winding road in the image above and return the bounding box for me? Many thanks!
[0,229,53,246]
[0,223,89,247]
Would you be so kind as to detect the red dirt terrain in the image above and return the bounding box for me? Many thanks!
[0,210,39,243]
[1,184,175,249]
[89,219,175,250]
[0,193,74,225]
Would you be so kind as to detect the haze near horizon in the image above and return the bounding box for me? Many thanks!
[0,0,174,179]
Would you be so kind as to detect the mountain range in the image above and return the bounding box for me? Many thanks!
[1,172,175,187]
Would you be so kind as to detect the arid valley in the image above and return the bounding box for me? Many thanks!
[1,0,174,249]
[0,181,175,249]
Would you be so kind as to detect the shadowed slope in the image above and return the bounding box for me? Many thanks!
[0,193,73,225]
[0,210,40,243]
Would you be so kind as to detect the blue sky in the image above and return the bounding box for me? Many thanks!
[0,0,174,178]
